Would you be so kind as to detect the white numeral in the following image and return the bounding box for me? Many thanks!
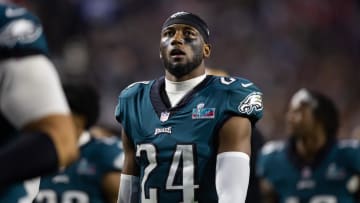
[137,144,198,203]
[286,195,337,203]
[137,144,158,203]
[35,190,89,203]
[220,77,236,85]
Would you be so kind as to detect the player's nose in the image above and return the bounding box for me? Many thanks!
[171,32,184,45]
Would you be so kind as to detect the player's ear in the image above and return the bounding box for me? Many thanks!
[160,51,163,59]
[203,43,211,58]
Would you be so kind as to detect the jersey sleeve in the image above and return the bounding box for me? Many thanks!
[0,4,49,58]
[114,81,151,126]
[338,139,360,172]
[0,55,70,128]
[224,77,263,124]
[114,96,124,124]
[256,144,270,179]
[256,141,284,182]
[97,136,124,172]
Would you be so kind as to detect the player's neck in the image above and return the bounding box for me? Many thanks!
[165,74,206,107]
[165,74,206,92]
[296,131,327,162]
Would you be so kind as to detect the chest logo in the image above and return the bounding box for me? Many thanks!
[192,103,215,119]
[77,158,96,175]
[160,112,170,122]
[326,163,346,180]
[154,127,172,135]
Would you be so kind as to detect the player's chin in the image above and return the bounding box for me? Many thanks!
[170,60,188,69]
[171,57,187,64]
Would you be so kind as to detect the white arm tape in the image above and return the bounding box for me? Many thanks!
[117,174,139,203]
[216,152,250,203]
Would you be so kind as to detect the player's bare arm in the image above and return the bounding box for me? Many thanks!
[259,178,278,203]
[218,116,251,154]
[118,129,139,203]
[24,114,78,167]
[120,129,138,175]
[216,116,252,203]
[102,171,122,203]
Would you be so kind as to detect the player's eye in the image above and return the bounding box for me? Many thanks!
[163,30,174,37]
[184,30,195,37]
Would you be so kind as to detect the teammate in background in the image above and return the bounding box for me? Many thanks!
[35,83,124,203]
[206,67,265,203]
[0,2,78,202]
[91,125,122,139]
[246,127,265,203]
[257,88,360,203]
[115,11,263,203]
[351,126,360,140]
[205,67,229,77]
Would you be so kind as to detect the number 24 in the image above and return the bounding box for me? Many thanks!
[137,144,199,203]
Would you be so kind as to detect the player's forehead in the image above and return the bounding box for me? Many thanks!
[288,102,312,114]
[162,24,199,33]
[290,89,317,109]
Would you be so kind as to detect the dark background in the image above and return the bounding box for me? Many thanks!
[24,0,360,140]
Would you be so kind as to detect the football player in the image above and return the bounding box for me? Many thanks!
[35,83,124,203]
[0,2,78,202]
[115,11,263,203]
[257,88,360,203]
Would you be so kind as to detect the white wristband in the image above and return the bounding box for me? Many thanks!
[216,152,250,203]
[117,174,139,203]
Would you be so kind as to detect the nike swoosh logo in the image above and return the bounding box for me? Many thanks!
[241,82,253,87]
[5,8,26,18]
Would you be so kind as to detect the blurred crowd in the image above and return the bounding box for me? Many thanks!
[27,0,360,140]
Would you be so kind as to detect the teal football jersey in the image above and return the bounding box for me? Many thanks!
[34,133,123,203]
[115,75,263,203]
[257,139,360,203]
[0,3,48,59]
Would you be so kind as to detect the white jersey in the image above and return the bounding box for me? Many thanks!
[0,55,69,129]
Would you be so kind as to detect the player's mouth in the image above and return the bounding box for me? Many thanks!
[170,49,186,59]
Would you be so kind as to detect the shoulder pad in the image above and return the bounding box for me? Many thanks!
[119,80,152,99]
[0,4,48,56]
[0,18,42,47]
[260,141,285,155]
[94,136,124,170]
[212,76,263,122]
[95,135,123,147]
[338,139,360,149]
[213,76,258,91]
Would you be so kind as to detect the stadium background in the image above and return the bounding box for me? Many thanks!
[25,0,360,140]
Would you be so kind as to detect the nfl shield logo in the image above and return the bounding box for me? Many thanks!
[160,112,170,122]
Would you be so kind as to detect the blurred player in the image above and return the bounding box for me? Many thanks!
[115,11,263,203]
[0,2,78,202]
[205,67,229,77]
[257,88,360,203]
[91,125,122,139]
[35,82,124,203]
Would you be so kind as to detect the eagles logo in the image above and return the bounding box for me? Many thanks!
[0,19,42,47]
[238,92,263,114]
